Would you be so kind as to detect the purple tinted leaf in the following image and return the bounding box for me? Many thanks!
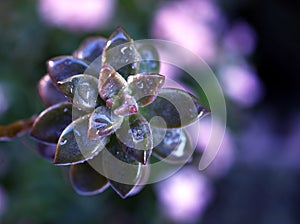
[54,115,109,165]
[127,73,165,107]
[0,117,36,141]
[47,56,97,84]
[38,74,67,107]
[98,64,127,101]
[93,135,142,198]
[127,164,150,196]
[113,92,138,116]
[73,37,107,63]
[137,44,160,73]
[121,142,152,165]
[88,106,123,139]
[30,102,73,144]
[152,128,193,164]
[36,142,56,161]
[102,27,140,79]
[58,74,100,111]
[116,114,153,151]
[70,162,109,195]
[140,88,210,128]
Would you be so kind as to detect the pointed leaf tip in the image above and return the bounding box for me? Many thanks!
[88,106,123,139]
[70,162,109,195]
[38,74,67,107]
[54,115,109,165]
[98,64,127,101]
[102,27,141,79]
[127,73,165,107]
[140,88,209,128]
[30,102,73,144]
[73,37,107,63]
[47,56,90,84]
[58,74,100,111]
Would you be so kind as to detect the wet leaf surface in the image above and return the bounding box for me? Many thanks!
[140,88,210,128]
[30,102,73,144]
[102,27,140,79]
[90,135,142,198]
[58,74,100,111]
[137,44,160,73]
[127,73,165,107]
[38,74,67,107]
[70,162,109,195]
[152,128,193,164]
[54,115,109,165]
[98,64,127,101]
[116,114,153,151]
[47,56,97,84]
[121,143,152,165]
[88,106,123,139]
[73,37,107,63]
[113,92,138,116]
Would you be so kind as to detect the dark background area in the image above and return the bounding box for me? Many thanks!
[0,0,300,223]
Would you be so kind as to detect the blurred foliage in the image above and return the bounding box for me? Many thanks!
[1,0,300,223]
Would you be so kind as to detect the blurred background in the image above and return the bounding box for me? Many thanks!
[0,0,300,223]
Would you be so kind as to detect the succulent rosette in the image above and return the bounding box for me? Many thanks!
[30,27,209,198]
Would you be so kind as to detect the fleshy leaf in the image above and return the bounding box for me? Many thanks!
[73,37,107,63]
[127,164,150,196]
[36,142,56,161]
[58,74,100,111]
[152,128,193,164]
[54,115,109,165]
[0,117,36,141]
[30,102,73,144]
[70,162,109,195]
[38,74,67,107]
[116,114,153,151]
[47,56,97,84]
[102,27,140,79]
[137,44,160,73]
[113,92,138,116]
[88,106,123,139]
[120,142,152,165]
[140,88,210,128]
[89,135,142,198]
[127,73,165,107]
[98,64,127,101]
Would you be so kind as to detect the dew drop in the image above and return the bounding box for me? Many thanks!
[60,139,68,146]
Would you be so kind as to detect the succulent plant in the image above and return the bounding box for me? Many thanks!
[1,27,209,198]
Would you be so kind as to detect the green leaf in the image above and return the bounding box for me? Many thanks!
[47,56,93,84]
[98,64,127,101]
[58,74,100,111]
[0,117,36,141]
[73,37,107,63]
[140,88,210,128]
[30,102,73,144]
[137,44,160,73]
[152,128,193,164]
[127,73,165,107]
[89,135,143,198]
[88,106,123,139]
[54,115,109,165]
[38,74,67,107]
[127,164,150,196]
[70,162,109,195]
[116,114,153,151]
[102,27,141,79]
